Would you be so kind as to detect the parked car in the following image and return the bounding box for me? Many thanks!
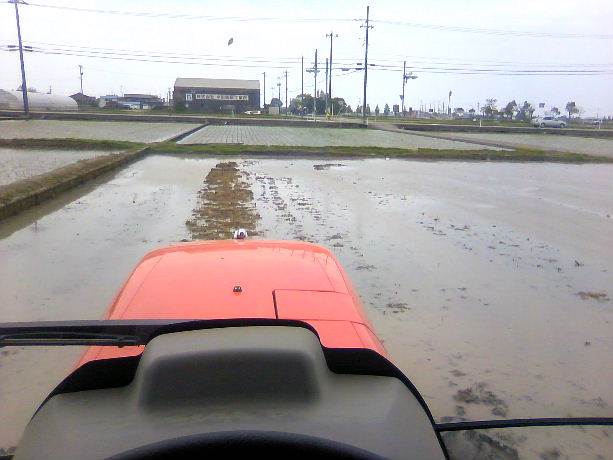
[532,116,566,128]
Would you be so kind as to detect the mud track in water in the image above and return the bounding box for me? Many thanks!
[186,161,260,240]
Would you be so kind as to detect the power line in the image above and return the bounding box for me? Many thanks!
[25,44,301,65]
[8,42,612,69]
[22,2,361,23]
[26,41,302,61]
[5,45,611,76]
[364,63,613,74]
[371,19,613,40]
[13,2,611,39]
[333,54,613,68]
[5,48,300,70]
[5,47,610,76]
[370,67,613,76]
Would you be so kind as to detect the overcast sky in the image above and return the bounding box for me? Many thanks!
[1,0,612,116]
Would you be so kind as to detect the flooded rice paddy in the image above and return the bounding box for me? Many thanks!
[0,147,122,186]
[0,154,612,458]
[179,124,497,150]
[0,120,201,143]
[432,132,613,158]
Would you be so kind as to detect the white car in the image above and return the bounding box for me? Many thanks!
[532,116,566,128]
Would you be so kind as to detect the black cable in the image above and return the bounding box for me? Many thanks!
[24,2,360,23]
[4,48,296,70]
[20,2,612,39]
[7,48,610,76]
[33,45,301,65]
[371,20,613,40]
[27,41,302,62]
[21,41,613,70]
[435,417,613,432]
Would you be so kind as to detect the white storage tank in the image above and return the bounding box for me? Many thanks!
[0,89,78,111]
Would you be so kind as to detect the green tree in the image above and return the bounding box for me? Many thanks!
[517,101,534,121]
[384,103,390,116]
[551,107,560,115]
[566,101,579,119]
[503,100,518,119]
[374,105,380,116]
[331,97,347,115]
[315,97,326,114]
[301,94,314,112]
[484,98,498,117]
[365,104,371,116]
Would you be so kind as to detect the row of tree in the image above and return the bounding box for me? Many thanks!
[288,93,399,117]
[288,92,584,120]
[453,99,582,120]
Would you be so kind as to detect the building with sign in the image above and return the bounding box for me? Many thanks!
[173,78,260,113]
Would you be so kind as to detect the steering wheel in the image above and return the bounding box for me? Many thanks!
[108,431,385,460]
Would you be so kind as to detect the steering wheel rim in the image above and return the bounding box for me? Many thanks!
[106,430,386,460]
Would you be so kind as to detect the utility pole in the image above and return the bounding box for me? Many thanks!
[324,58,329,114]
[11,0,29,115]
[263,72,266,108]
[401,61,406,115]
[284,70,288,116]
[313,50,319,116]
[314,50,318,117]
[79,65,84,93]
[326,31,338,116]
[361,6,372,122]
[401,61,417,117]
[448,90,452,116]
[277,77,283,115]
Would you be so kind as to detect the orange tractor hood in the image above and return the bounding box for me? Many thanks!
[79,240,386,365]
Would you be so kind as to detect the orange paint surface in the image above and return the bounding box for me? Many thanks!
[77,240,386,366]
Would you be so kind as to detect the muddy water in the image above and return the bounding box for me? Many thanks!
[0,155,220,452]
[0,155,612,458]
[244,158,613,458]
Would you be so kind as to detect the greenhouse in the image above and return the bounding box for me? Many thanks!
[0,89,78,111]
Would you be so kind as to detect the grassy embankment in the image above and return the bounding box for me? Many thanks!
[150,141,613,163]
[2,137,612,163]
